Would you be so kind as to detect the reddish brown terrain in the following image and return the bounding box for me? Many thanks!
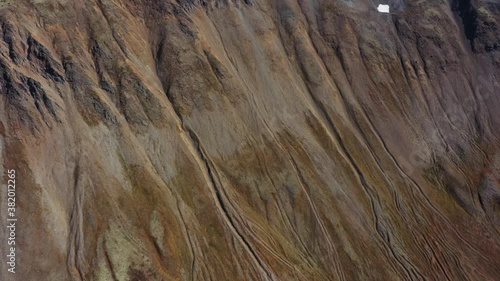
[0,0,499,280]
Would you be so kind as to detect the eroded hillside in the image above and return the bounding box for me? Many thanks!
[0,0,499,280]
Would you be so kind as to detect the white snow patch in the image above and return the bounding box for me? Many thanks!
[377,4,390,13]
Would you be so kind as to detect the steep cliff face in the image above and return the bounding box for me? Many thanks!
[0,0,499,280]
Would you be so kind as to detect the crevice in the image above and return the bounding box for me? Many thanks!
[186,128,276,281]
[67,163,85,281]
[175,201,197,281]
[102,238,119,281]
[452,0,478,50]
[95,0,129,56]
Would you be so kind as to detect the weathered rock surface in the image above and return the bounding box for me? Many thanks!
[0,0,499,280]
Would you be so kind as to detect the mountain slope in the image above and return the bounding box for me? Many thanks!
[0,0,499,280]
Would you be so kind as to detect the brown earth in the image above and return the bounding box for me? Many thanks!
[0,0,499,280]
